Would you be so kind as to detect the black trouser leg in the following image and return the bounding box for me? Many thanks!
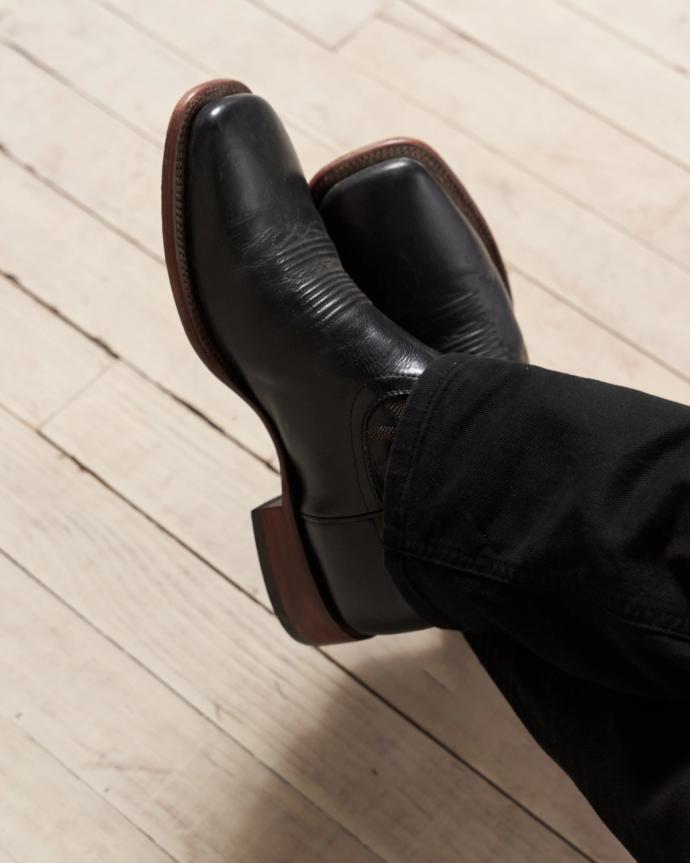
[466,631,690,863]
[382,354,690,862]
[384,354,690,700]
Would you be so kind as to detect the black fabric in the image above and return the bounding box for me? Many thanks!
[383,353,690,863]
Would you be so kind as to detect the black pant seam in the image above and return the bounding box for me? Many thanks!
[390,544,690,642]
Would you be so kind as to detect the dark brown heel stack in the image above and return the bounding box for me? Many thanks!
[251,497,364,645]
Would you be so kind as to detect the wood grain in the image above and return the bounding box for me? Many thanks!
[251,0,385,47]
[0,553,383,863]
[0,712,174,863]
[0,0,332,170]
[409,0,690,168]
[560,0,690,74]
[0,143,275,465]
[0,273,112,426]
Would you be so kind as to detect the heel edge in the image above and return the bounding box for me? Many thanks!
[252,497,364,646]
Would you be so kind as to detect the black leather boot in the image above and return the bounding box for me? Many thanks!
[162,81,436,645]
[311,139,527,361]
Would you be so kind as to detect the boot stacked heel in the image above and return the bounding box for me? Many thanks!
[253,499,427,641]
[251,496,363,645]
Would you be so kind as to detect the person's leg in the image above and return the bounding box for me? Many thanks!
[466,631,690,863]
[384,353,690,700]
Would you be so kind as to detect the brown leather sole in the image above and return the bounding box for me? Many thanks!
[162,79,363,645]
[310,137,511,294]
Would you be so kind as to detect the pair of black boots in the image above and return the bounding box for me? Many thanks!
[162,80,526,645]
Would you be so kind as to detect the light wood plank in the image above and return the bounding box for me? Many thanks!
[43,361,638,861]
[0,274,112,426]
[0,0,332,172]
[0,405,588,863]
[512,271,690,403]
[0,553,382,863]
[0,151,275,465]
[409,0,690,169]
[0,48,159,254]
[0,717,174,863]
[10,0,690,382]
[0,29,326,254]
[41,363,277,602]
[561,0,690,75]
[345,2,690,271]
[251,0,384,47]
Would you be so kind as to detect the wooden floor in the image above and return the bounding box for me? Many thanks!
[1,0,688,860]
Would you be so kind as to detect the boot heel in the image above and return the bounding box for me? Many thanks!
[251,496,363,645]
